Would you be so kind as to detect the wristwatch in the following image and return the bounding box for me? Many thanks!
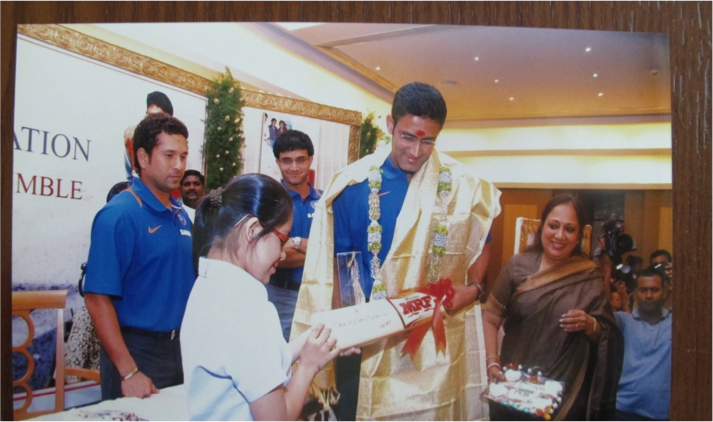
[466,279,486,302]
[293,236,302,251]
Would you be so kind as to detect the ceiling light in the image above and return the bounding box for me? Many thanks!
[598,93,604,97]
[441,80,458,86]
[585,47,591,52]
[593,73,598,77]
[375,66,381,71]
[509,97,514,101]
[494,79,499,83]
[474,56,480,61]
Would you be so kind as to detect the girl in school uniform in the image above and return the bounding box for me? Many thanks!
[182,173,341,420]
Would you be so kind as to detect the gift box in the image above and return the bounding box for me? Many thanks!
[310,291,438,350]
[482,365,564,421]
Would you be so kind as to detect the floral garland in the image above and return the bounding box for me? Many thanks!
[367,165,453,300]
[367,166,387,300]
[428,166,453,284]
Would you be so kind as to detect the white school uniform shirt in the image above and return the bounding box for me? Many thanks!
[181,257,292,421]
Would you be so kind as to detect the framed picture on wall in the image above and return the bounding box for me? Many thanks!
[259,111,294,180]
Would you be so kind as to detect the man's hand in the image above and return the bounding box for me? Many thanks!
[615,281,631,313]
[339,347,361,357]
[444,284,479,313]
[121,371,159,398]
[663,262,673,281]
[277,238,308,269]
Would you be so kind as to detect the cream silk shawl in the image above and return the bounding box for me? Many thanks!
[292,146,501,420]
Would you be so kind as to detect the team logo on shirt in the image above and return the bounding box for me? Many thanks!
[175,211,187,226]
[308,200,319,219]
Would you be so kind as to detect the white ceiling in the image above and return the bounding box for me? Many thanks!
[265,23,671,122]
[91,22,671,123]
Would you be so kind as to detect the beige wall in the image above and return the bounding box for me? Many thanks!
[485,188,673,293]
[623,190,673,264]
[442,121,672,189]
[485,189,553,290]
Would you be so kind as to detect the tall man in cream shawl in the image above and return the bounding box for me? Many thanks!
[292,82,501,420]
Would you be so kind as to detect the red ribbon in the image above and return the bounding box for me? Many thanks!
[400,278,455,359]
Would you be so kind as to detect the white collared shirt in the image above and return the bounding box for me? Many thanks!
[182,258,292,420]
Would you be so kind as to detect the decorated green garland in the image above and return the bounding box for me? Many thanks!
[204,67,245,191]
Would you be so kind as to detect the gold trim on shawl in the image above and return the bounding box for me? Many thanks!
[516,256,598,295]
[292,147,501,419]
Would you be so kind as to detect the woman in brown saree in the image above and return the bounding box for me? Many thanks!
[483,195,623,421]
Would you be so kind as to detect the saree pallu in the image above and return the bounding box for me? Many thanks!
[486,253,624,421]
[292,146,501,420]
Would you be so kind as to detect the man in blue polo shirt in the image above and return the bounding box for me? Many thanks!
[85,113,194,400]
[615,265,672,421]
[266,129,322,341]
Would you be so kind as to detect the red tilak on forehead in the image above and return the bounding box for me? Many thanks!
[416,130,425,137]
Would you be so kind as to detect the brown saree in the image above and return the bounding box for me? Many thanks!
[485,252,623,421]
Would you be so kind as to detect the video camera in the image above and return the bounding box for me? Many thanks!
[601,219,636,258]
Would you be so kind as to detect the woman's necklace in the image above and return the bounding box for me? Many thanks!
[367,165,453,300]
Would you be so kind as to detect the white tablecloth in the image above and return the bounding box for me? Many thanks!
[30,384,190,421]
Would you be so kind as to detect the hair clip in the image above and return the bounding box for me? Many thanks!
[233,214,251,228]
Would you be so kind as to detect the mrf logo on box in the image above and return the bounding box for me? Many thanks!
[389,293,438,329]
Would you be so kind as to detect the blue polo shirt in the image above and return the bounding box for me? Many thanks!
[333,157,409,300]
[84,178,195,332]
[333,156,492,300]
[615,308,672,420]
[270,182,322,285]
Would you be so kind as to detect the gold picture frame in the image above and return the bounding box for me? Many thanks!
[18,23,362,164]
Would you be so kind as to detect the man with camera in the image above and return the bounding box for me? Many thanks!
[594,217,635,288]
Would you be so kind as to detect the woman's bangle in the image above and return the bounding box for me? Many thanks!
[585,316,598,335]
[486,355,500,363]
[486,362,502,371]
[122,367,139,381]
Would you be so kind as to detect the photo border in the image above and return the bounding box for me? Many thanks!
[2,3,710,421]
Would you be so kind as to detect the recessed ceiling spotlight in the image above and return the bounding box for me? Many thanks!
[441,80,458,86]
[509,97,514,101]
[474,56,480,61]
[375,66,381,71]
[593,73,598,77]
[585,47,592,52]
[598,92,604,97]
[494,79,499,83]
